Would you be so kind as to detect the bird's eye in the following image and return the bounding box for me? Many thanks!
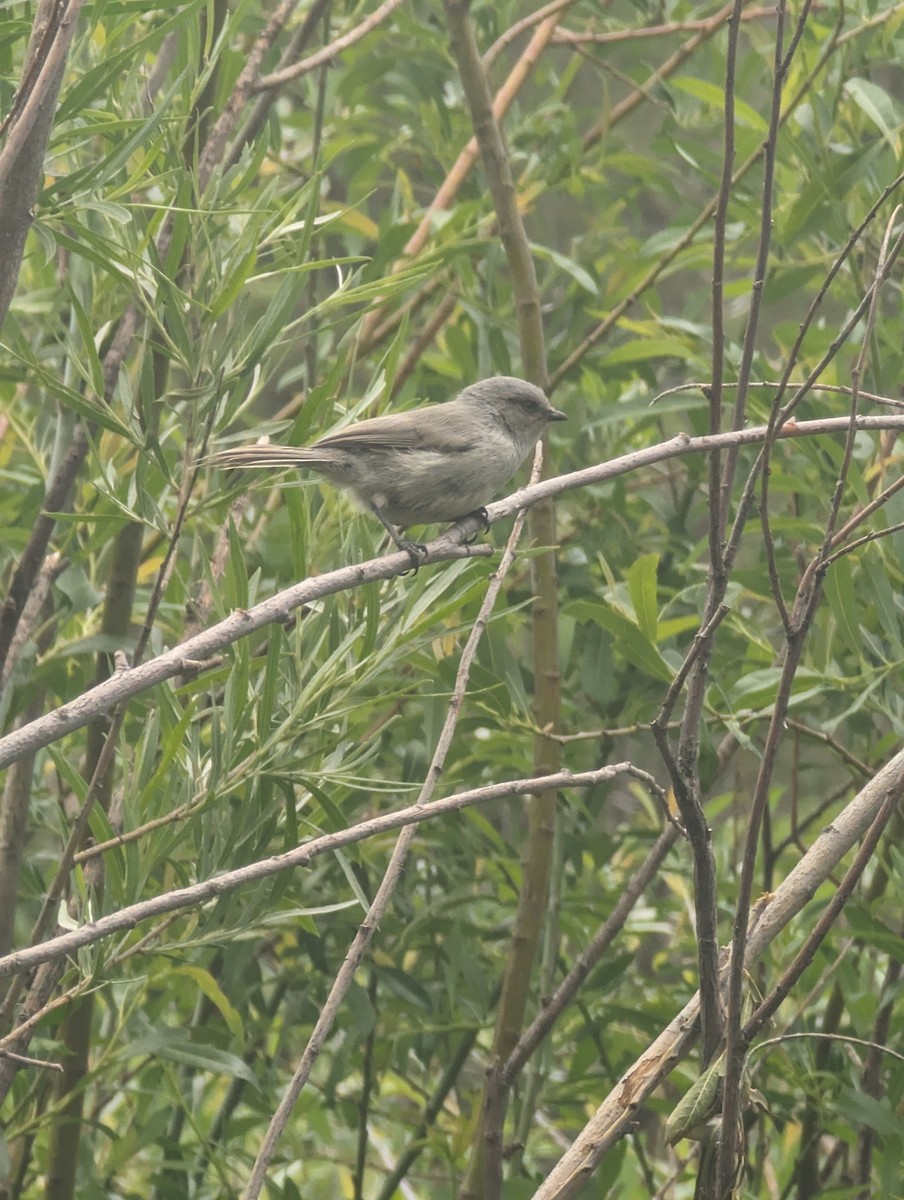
[524,396,546,413]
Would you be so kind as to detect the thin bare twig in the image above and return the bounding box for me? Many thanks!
[824,514,904,568]
[652,381,903,407]
[651,604,731,742]
[819,210,904,562]
[484,0,577,64]
[0,1048,63,1072]
[718,0,795,541]
[223,0,332,171]
[552,7,780,45]
[198,0,303,191]
[752,1030,904,1068]
[254,0,404,91]
[501,821,679,1086]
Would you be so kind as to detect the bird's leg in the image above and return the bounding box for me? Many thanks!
[369,503,428,571]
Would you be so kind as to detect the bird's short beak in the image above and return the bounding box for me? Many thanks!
[547,408,567,422]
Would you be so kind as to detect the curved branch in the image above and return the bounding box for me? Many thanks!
[0,765,639,987]
[2,413,904,771]
[254,0,404,91]
[530,744,904,1200]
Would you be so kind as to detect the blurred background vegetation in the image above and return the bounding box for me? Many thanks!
[1,1,903,1197]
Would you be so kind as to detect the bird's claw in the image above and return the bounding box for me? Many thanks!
[463,507,490,545]
[399,540,428,574]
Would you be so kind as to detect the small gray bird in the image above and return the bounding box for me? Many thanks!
[213,376,566,561]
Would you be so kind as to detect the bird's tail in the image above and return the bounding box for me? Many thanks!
[209,443,329,471]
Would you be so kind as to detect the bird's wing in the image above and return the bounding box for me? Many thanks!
[311,405,474,453]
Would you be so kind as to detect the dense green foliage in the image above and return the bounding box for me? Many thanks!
[1,2,903,1198]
